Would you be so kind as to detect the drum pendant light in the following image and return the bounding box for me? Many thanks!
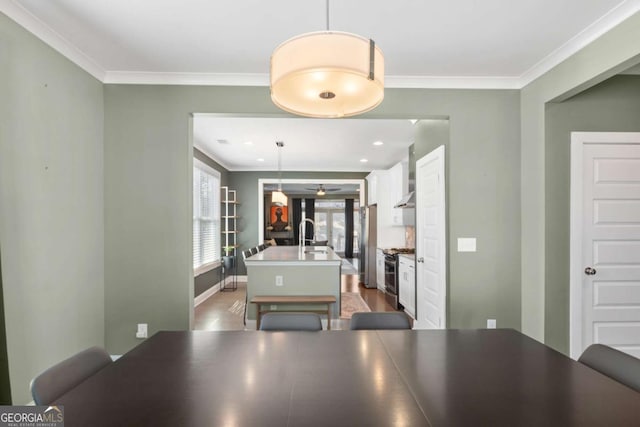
[270,0,384,118]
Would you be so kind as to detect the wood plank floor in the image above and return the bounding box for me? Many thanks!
[193,274,399,331]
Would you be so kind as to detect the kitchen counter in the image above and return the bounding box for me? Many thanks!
[244,246,342,265]
[244,246,342,328]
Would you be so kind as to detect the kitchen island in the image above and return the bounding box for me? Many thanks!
[244,246,342,329]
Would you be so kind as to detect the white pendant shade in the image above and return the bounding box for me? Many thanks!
[272,190,288,206]
[270,31,384,118]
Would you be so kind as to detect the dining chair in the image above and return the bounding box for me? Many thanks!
[258,244,267,251]
[250,247,258,255]
[578,344,640,392]
[259,313,323,331]
[350,312,411,330]
[241,249,252,260]
[30,346,112,405]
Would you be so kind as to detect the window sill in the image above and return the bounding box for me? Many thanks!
[194,260,221,277]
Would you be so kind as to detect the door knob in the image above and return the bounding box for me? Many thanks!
[584,267,597,276]
[417,257,424,263]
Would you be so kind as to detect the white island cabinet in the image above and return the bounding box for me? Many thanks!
[244,246,342,328]
[398,254,416,319]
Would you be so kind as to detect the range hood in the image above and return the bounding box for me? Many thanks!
[394,191,415,208]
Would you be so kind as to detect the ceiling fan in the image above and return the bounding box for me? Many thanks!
[305,185,341,196]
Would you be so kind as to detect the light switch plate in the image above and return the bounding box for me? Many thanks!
[457,238,477,252]
[487,319,496,329]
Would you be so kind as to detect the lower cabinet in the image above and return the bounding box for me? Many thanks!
[398,255,416,319]
[376,249,385,291]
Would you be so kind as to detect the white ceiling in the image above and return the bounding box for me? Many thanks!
[4,0,639,87]
[194,117,415,171]
[5,0,640,171]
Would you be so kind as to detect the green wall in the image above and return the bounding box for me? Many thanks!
[104,84,522,354]
[412,110,521,330]
[544,75,640,354]
[520,11,640,342]
[0,13,105,403]
[0,248,11,404]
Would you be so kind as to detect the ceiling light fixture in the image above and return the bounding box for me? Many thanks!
[372,141,384,146]
[360,158,368,163]
[316,186,326,196]
[270,0,384,118]
[272,141,288,206]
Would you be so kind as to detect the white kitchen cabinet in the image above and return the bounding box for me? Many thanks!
[376,249,385,291]
[388,160,414,226]
[366,170,382,205]
[398,255,416,319]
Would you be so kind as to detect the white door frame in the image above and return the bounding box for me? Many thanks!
[415,145,447,328]
[569,131,640,359]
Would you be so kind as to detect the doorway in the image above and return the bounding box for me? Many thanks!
[570,132,640,359]
[414,145,447,329]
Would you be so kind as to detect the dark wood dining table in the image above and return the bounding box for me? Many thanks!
[54,329,640,426]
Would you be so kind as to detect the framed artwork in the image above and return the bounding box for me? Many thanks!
[270,206,289,231]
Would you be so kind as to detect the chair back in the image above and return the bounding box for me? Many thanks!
[30,346,112,405]
[350,312,411,330]
[578,344,640,392]
[258,244,267,251]
[250,247,258,255]
[260,313,323,331]
[242,249,252,260]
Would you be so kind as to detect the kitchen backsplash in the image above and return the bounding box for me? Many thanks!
[405,226,415,248]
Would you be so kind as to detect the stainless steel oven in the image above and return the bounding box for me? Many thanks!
[382,248,415,310]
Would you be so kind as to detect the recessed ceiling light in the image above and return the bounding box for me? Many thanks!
[257,158,264,162]
[244,141,253,145]
[360,158,368,163]
[409,119,419,125]
[372,141,384,146]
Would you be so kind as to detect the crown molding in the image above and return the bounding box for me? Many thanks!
[4,0,639,89]
[519,0,640,87]
[386,75,522,89]
[1,0,105,81]
[105,71,522,89]
[104,71,270,86]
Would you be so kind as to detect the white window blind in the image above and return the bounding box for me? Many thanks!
[193,159,221,275]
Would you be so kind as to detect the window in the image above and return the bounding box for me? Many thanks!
[193,159,221,275]
[304,199,360,255]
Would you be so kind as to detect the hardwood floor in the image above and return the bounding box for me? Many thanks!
[193,274,399,331]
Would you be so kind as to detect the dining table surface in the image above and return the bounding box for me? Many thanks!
[54,329,640,426]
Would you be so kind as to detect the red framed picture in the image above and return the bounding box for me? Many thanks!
[270,206,289,231]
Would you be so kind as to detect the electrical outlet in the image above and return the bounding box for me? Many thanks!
[487,319,496,329]
[136,323,148,339]
[275,275,284,286]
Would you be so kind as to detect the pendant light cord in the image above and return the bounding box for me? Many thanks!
[326,0,330,31]
[276,141,283,191]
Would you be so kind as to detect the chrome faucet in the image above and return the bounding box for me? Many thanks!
[299,218,316,247]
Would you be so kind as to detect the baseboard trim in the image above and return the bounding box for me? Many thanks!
[194,282,221,307]
[194,275,247,307]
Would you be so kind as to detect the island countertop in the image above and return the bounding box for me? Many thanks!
[244,246,342,265]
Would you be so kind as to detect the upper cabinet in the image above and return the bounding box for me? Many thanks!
[366,170,384,206]
[388,160,415,226]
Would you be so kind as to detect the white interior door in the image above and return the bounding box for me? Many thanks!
[570,132,640,359]
[415,146,446,329]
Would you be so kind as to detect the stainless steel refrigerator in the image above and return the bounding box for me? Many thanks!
[359,205,377,288]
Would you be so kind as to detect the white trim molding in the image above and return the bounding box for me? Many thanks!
[1,0,106,81]
[4,0,639,89]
